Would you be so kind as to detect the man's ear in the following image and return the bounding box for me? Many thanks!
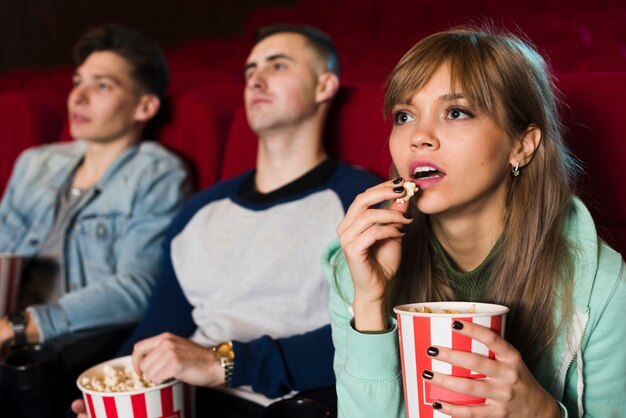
[134,94,161,122]
[510,124,541,168]
[315,71,339,103]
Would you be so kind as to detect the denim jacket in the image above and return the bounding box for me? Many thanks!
[0,140,189,341]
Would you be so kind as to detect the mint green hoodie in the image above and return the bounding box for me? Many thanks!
[322,198,626,418]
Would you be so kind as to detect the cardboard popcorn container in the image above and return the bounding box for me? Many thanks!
[394,302,508,418]
[77,356,195,418]
[0,254,25,316]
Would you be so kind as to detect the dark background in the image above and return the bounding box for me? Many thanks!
[0,0,297,72]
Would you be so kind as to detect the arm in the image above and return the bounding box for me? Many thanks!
[567,255,626,416]
[0,148,36,250]
[28,159,189,341]
[324,241,406,418]
[231,324,335,398]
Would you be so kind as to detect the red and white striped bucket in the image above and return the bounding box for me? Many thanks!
[0,254,25,316]
[394,302,508,418]
[77,356,195,418]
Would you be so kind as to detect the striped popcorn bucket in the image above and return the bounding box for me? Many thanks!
[0,254,25,316]
[394,302,508,418]
[77,356,195,418]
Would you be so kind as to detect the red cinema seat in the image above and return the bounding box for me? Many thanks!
[325,84,392,179]
[558,72,626,256]
[183,81,244,147]
[219,105,257,180]
[572,40,626,72]
[146,94,223,190]
[0,88,69,196]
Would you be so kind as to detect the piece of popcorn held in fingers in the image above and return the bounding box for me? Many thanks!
[396,181,418,204]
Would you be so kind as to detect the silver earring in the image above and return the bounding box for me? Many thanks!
[512,161,520,177]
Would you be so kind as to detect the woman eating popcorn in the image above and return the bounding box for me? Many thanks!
[323,26,625,418]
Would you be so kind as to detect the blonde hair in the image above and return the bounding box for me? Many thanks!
[384,27,579,367]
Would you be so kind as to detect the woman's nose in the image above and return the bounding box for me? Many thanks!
[410,123,439,150]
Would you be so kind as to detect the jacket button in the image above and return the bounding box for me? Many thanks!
[96,224,106,237]
[29,238,39,246]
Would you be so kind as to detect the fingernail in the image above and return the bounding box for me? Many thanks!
[402,213,413,219]
[427,346,439,357]
[393,186,405,193]
[422,370,433,380]
[393,177,403,184]
[433,402,442,410]
[452,320,464,330]
[397,226,406,233]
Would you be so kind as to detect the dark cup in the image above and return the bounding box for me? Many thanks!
[2,343,62,389]
[262,397,332,418]
[1,343,65,418]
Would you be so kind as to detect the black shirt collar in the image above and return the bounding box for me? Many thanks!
[238,159,336,204]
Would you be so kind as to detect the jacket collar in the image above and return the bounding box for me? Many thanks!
[45,140,140,191]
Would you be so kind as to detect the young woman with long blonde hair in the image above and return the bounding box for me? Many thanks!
[323,27,625,418]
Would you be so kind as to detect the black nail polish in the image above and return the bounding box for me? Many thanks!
[402,213,413,219]
[393,186,405,193]
[427,346,439,357]
[433,402,442,410]
[393,177,403,184]
[397,226,406,233]
[422,370,433,380]
[452,320,464,330]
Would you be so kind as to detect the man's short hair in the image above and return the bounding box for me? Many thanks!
[253,24,341,78]
[73,24,168,99]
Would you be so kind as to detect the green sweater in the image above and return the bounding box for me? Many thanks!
[322,197,626,418]
[430,233,501,301]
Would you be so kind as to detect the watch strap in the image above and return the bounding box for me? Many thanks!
[220,355,234,387]
[8,312,27,346]
[213,341,234,386]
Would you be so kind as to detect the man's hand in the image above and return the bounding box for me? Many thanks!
[132,332,225,387]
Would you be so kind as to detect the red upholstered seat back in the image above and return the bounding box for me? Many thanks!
[150,94,222,190]
[219,106,257,180]
[558,72,626,255]
[325,84,392,179]
[0,88,69,197]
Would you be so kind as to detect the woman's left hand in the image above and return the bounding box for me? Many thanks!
[425,320,560,418]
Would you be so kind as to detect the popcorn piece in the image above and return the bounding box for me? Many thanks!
[409,304,477,314]
[396,181,418,204]
[81,364,157,392]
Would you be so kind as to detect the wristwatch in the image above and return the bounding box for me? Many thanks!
[213,340,234,386]
[7,312,27,346]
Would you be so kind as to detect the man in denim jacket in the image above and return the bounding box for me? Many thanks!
[0,25,188,348]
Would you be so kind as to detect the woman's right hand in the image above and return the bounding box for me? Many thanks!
[337,178,414,330]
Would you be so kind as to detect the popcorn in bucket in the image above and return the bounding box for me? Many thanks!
[394,302,508,418]
[0,254,25,316]
[77,356,195,418]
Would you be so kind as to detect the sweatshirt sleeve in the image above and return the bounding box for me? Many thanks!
[230,325,335,398]
[567,250,626,417]
[322,239,406,418]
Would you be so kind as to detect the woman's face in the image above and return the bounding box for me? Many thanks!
[389,64,513,220]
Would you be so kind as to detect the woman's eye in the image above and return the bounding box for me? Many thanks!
[446,108,473,120]
[393,111,414,125]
